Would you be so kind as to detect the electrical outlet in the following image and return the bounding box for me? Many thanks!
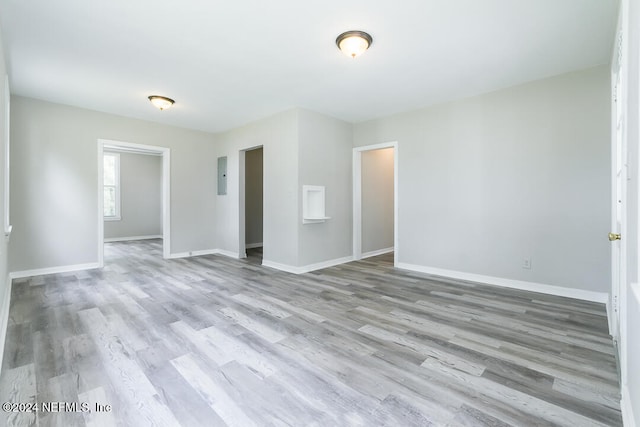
[522,257,531,270]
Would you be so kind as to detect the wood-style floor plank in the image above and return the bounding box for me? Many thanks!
[0,240,622,426]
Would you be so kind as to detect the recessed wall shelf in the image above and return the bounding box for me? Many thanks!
[302,185,330,224]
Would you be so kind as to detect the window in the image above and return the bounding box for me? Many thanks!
[103,152,120,220]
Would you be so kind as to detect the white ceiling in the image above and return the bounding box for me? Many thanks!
[0,0,618,133]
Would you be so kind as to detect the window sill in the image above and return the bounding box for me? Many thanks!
[104,216,121,222]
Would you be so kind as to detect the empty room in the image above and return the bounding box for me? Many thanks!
[0,0,638,426]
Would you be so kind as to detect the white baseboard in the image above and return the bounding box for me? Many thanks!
[168,249,240,260]
[104,235,162,242]
[396,263,609,304]
[168,249,217,259]
[10,262,101,280]
[622,386,637,427]
[361,247,394,259]
[261,260,300,274]
[245,242,263,249]
[301,255,353,273]
[216,249,241,259]
[263,255,353,275]
[0,275,12,375]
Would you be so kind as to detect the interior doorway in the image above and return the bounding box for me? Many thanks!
[610,3,629,396]
[97,139,171,267]
[239,146,264,264]
[353,142,398,266]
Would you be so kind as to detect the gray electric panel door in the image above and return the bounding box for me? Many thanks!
[217,156,227,195]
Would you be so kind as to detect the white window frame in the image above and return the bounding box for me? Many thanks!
[103,152,121,221]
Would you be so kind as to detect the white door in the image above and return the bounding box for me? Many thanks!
[610,28,627,343]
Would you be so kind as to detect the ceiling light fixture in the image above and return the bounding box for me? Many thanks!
[336,30,373,58]
[148,95,175,110]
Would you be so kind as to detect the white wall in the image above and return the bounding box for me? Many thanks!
[104,152,162,240]
[245,147,263,247]
[216,109,299,264]
[9,96,217,273]
[354,66,611,294]
[361,148,394,254]
[297,109,353,267]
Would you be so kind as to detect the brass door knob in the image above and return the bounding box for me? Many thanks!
[609,232,622,241]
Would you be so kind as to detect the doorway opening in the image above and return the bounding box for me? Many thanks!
[97,139,170,267]
[239,146,264,264]
[610,4,629,395]
[353,142,398,266]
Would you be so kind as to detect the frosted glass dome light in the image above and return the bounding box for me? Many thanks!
[336,31,373,58]
[148,95,175,110]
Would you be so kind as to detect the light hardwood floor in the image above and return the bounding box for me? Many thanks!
[0,239,621,426]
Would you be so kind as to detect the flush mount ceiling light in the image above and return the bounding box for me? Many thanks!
[148,95,175,111]
[336,30,373,58]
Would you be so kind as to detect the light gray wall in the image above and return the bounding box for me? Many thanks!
[216,109,299,265]
[361,148,394,254]
[0,32,11,370]
[297,109,353,266]
[245,147,263,246]
[9,96,217,272]
[624,0,640,420]
[354,66,611,293]
[104,152,162,240]
[215,108,352,268]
